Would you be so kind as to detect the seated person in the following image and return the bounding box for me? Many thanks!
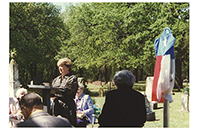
[98,70,146,127]
[9,88,27,127]
[74,83,95,127]
[15,93,72,127]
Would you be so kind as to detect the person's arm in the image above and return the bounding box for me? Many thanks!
[82,95,94,115]
[63,75,78,98]
[51,75,78,98]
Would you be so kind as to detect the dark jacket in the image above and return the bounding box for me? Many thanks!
[98,88,146,127]
[16,111,72,127]
[51,72,78,126]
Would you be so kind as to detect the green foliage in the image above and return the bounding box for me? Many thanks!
[91,97,96,104]
[10,2,189,88]
[83,87,99,97]
[56,2,189,86]
[182,87,189,96]
[10,2,69,84]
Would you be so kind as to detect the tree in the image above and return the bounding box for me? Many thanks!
[55,2,189,87]
[10,2,69,85]
[149,2,189,90]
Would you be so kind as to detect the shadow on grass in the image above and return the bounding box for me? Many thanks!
[154,107,163,110]
[147,119,161,122]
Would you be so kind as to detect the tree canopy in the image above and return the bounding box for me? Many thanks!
[10,2,69,85]
[10,2,189,90]
[56,2,189,89]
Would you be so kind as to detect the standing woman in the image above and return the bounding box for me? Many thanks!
[51,58,78,126]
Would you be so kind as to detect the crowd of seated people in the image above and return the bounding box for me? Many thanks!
[9,57,146,127]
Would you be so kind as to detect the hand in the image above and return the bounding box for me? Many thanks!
[51,97,56,100]
[77,111,85,115]
[76,111,86,119]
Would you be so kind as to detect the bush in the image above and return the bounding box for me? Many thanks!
[182,87,189,96]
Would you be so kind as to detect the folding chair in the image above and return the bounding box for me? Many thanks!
[92,104,101,127]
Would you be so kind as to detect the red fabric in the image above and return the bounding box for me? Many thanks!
[152,56,165,103]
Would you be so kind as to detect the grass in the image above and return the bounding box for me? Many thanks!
[143,92,189,128]
[133,81,146,91]
[28,82,189,128]
[87,82,189,128]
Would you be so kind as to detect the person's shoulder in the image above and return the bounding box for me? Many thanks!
[106,89,118,97]
[52,75,61,83]
[43,114,72,127]
[70,74,77,79]
[15,120,30,127]
[132,89,143,95]
[63,73,77,80]
[83,94,92,100]
[55,116,72,126]
[54,75,62,79]
[131,89,145,98]
[51,75,61,88]
[83,93,90,97]
[70,75,77,79]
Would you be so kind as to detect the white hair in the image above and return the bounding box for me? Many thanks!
[16,88,28,98]
[113,70,136,89]
[78,83,84,90]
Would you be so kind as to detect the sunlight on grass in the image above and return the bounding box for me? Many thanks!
[89,82,189,128]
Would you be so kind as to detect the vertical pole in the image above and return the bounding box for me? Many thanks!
[153,103,158,109]
[92,114,95,128]
[42,89,50,114]
[163,99,169,127]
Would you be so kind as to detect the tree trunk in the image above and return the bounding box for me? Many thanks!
[79,67,82,77]
[105,65,108,83]
[139,67,143,81]
[34,64,37,78]
[134,67,139,83]
[175,49,183,91]
[30,63,33,80]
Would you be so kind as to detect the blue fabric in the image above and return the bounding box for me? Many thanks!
[77,117,89,127]
[75,93,94,123]
[154,27,175,59]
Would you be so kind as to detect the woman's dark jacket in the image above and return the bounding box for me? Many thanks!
[51,72,78,126]
[98,88,146,127]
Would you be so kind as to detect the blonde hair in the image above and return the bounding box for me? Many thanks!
[57,57,73,71]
